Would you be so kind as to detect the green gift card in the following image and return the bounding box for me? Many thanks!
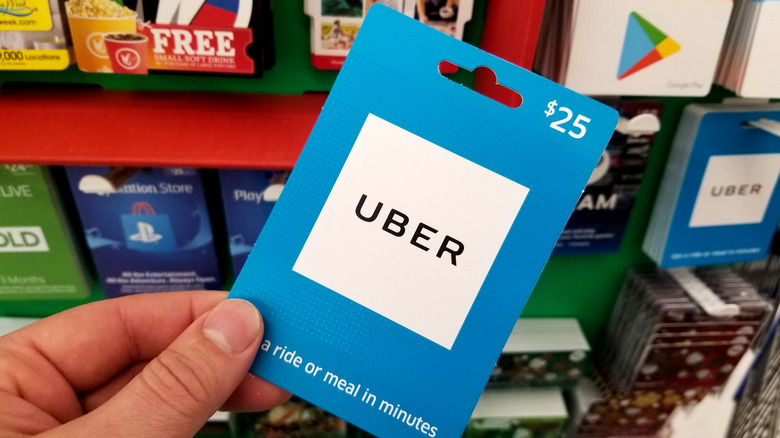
[0,165,90,300]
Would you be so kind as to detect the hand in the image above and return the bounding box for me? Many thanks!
[0,291,290,438]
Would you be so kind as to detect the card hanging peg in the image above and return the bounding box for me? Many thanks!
[586,114,660,186]
[77,167,143,196]
[744,118,780,140]
[587,151,611,185]
[667,268,741,318]
[614,113,661,137]
[263,171,290,202]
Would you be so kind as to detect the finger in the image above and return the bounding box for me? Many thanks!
[79,361,149,413]
[0,391,60,436]
[221,374,291,412]
[81,369,291,414]
[0,333,83,424]
[41,299,273,438]
[16,291,226,394]
[1,292,225,426]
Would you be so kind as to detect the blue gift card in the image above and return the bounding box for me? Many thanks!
[229,5,617,438]
[218,170,287,277]
[555,100,663,255]
[65,167,222,298]
[644,104,780,268]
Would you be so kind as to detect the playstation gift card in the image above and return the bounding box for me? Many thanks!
[65,167,222,298]
[229,5,618,438]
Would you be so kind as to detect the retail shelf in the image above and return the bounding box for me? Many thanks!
[0,88,327,169]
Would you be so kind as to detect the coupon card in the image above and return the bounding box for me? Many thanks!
[304,0,474,70]
[229,5,617,438]
[0,0,71,70]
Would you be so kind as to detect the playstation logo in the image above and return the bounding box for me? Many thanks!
[129,221,163,243]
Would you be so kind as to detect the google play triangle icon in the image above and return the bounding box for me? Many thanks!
[618,12,681,80]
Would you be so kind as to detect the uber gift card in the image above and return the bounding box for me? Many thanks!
[229,5,618,438]
[643,104,780,268]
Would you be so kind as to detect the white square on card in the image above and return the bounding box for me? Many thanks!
[689,154,780,228]
[293,114,529,349]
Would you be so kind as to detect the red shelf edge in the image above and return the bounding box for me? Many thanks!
[0,89,327,170]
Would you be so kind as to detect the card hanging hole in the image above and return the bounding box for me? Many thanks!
[438,61,522,109]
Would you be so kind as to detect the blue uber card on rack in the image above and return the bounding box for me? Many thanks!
[644,103,780,268]
[229,5,618,438]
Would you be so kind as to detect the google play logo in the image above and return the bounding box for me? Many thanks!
[617,12,681,80]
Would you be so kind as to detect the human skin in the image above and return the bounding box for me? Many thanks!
[0,291,289,438]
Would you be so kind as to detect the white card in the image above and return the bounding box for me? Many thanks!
[565,0,733,96]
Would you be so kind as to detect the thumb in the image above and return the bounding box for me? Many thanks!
[66,298,261,438]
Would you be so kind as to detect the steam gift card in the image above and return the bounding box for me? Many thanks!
[229,5,617,438]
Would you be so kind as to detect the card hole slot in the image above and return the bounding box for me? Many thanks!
[438,61,522,109]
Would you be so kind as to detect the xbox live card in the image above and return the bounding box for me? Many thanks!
[229,5,618,437]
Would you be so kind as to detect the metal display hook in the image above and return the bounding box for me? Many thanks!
[77,167,143,196]
[262,171,290,202]
[667,268,741,318]
[614,113,661,137]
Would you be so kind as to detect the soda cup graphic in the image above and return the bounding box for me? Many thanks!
[66,11,137,73]
[104,33,148,74]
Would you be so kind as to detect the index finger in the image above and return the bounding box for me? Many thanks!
[7,290,227,393]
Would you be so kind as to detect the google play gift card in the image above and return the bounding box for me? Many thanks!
[229,5,617,438]
[564,0,732,96]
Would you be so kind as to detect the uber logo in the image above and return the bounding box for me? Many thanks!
[293,114,529,349]
[354,194,465,266]
[690,154,780,228]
